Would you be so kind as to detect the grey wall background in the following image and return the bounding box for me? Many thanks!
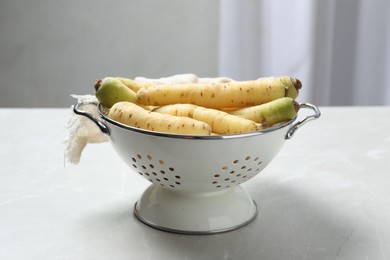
[0,0,219,107]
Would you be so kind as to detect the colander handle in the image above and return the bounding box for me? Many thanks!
[73,101,110,135]
[285,103,321,139]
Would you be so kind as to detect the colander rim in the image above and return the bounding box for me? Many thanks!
[98,103,296,140]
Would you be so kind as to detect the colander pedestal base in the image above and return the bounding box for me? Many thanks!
[134,184,257,234]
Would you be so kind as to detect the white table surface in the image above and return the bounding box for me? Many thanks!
[1,107,389,259]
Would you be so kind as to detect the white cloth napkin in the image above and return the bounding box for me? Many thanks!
[64,94,108,164]
[64,74,233,164]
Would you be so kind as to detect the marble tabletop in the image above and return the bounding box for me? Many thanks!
[1,107,389,259]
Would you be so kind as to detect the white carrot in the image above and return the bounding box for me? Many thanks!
[154,104,261,134]
[228,97,300,127]
[137,76,301,109]
[108,102,212,135]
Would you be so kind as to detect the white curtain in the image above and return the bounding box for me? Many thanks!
[219,0,390,106]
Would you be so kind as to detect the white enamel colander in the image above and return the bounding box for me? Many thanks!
[74,101,320,234]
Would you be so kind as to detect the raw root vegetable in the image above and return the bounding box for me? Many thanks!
[108,102,212,135]
[116,74,199,93]
[115,77,154,93]
[136,76,301,109]
[94,77,137,108]
[228,97,300,127]
[154,104,262,134]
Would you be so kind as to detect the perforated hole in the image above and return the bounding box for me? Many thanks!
[129,153,181,189]
[132,153,264,190]
[211,155,263,188]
